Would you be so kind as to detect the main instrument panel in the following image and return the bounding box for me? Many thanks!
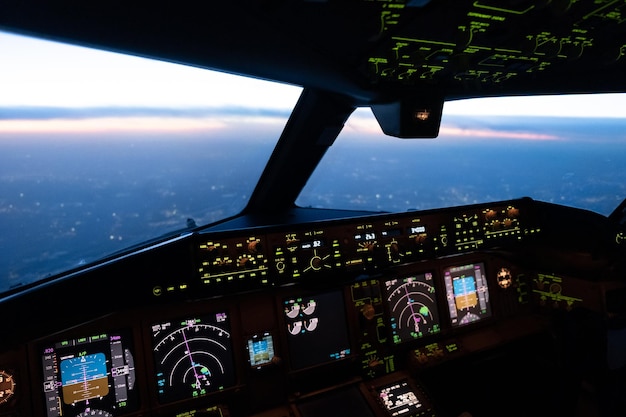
[0,198,622,417]
[154,198,536,300]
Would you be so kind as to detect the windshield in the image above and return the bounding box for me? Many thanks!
[2,31,626,296]
[298,105,626,216]
[0,31,301,293]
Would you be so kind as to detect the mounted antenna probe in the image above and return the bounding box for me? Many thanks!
[371,93,444,138]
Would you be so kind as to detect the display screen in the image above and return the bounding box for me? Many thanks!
[443,262,492,327]
[40,331,139,417]
[283,290,351,370]
[297,385,375,417]
[376,379,430,417]
[247,332,275,369]
[383,272,440,344]
[150,312,236,404]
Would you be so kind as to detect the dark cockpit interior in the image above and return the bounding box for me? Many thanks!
[2,1,626,417]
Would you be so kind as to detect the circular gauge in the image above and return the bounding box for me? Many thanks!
[0,370,15,405]
[237,253,257,268]
[285,303,301,319]
[361,303,376,320]
[507,206,520,218]
[247,239,261,254]
[288,321,302,335]
[304,247,332,272]
[358,240,377,252]
[304,318,319,332]
[497,267,513,289]
[549,282,562,294]
[484,209,497,220]
[77,410,113,417]
[151,314,236,404]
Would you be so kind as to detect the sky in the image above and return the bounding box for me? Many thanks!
[0,31,301,109]
[3,29,626,125]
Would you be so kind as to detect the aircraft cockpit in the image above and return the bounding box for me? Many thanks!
[2,1,626,416]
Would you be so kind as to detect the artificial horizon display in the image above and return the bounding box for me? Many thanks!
[443,262,492,327]
[40,331,139,417]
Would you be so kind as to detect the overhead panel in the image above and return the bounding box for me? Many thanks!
[360,0,626,95]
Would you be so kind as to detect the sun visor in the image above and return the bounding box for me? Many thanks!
[371,95,444,138]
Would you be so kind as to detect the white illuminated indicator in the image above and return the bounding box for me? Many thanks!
[304,318,319,332]
[288,321,302,335]
[415,109,430,121]
[302,301,317,315]
[285,304,300,319]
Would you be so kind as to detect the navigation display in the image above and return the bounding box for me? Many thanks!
[40,331,139,417]
[443,262,492,327]
[150,312,236,404]
[383,273,440,344]
[283,290,351,370]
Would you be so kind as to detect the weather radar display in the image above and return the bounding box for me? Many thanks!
[384,273,440,344]
[150,312,236,404]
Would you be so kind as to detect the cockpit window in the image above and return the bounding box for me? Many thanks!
[298,100,626,217]
[3,29,626,297]
[0,31,301,293]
